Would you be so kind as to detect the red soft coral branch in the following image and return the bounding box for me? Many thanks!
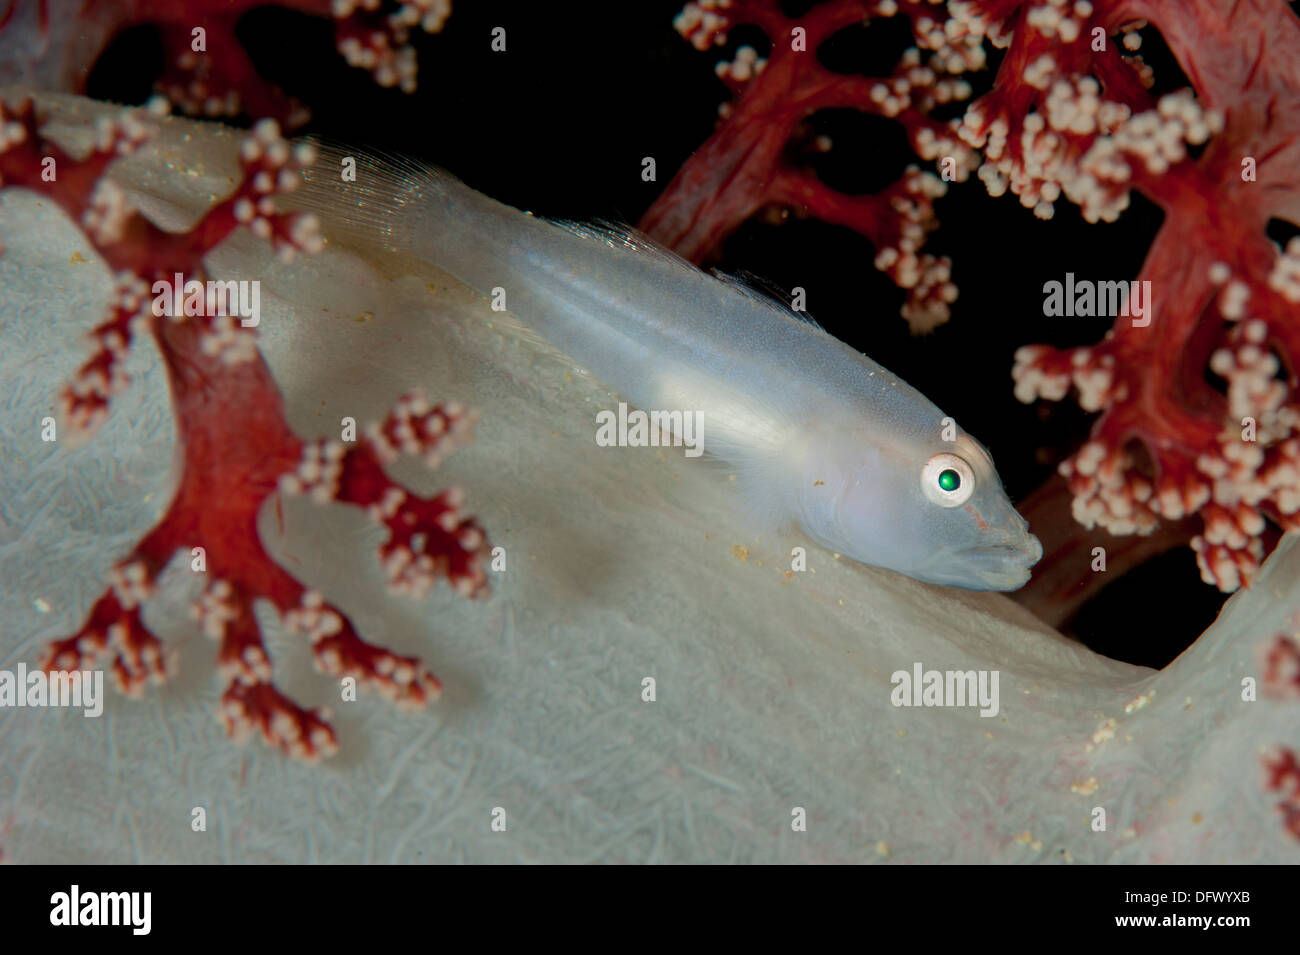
[0,0,451,128]
[985,0,1300,592]
[642,0,977,331]
[1265,749,1300,839]
[1264,624,1300,839]
[3,95,488,759]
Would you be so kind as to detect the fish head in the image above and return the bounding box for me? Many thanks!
[802,425,1042,591]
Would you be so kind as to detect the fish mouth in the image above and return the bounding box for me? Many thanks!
[952,535,1044,591]
[963,542,1041,562]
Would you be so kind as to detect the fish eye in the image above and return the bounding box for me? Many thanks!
[921,453,974,507]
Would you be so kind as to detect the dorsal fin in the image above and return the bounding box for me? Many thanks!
[293,139,453,254]
[550,219,826,332]
[548,218,700,271]
[709,269,826,332]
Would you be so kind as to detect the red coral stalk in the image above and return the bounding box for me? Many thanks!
[1265,747,1300,839]
[1264,630,1300,699]
[1261,623,1300,840]
[2,95,489,759]
[973,0,1300,592]
[642,0,977,331]
[0,0,452,128]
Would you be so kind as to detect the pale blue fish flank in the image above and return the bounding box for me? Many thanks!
[296,149,1043,591]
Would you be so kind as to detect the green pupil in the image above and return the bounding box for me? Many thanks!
[937,468,960,492]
